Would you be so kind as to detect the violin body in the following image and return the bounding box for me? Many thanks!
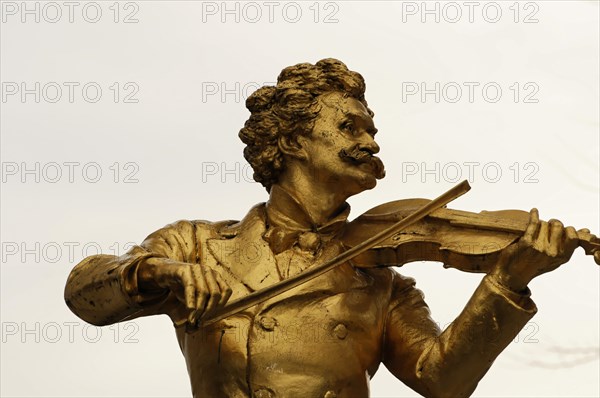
[342,199,600,271]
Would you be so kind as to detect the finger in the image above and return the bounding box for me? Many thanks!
[167,279,187,306]
[213,270,233,307]
[180,267,196,312]
[536,221,548,249]
[576,228,594,242]
[563,226,579,255]
[190,264,209,324]
[548,219,564,248]
[203,269,222,316]
[523,208,539,243]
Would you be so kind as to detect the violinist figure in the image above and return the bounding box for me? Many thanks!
[64,59,585,398]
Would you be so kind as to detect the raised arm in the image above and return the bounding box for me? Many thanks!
[383,209,579,397]
[382,272,536,398]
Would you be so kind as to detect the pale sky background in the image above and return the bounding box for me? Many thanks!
[1,1,599,397]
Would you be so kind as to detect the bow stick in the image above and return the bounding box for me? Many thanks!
[179,180,471,332]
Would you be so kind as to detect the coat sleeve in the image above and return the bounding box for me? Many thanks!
[64,220,201,326]
[382,272,537,398]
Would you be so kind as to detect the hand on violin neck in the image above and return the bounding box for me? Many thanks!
[490,208,579,292]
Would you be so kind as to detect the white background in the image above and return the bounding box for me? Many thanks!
[1,1,599,397]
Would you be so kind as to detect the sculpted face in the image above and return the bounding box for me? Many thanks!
[297,92,385,196]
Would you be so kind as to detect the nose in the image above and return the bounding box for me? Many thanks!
[360,132,380,155]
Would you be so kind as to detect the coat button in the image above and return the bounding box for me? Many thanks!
[254,388,274,398]
[333,323,348,339]
[259,316,277,331]
[324,391,337,398]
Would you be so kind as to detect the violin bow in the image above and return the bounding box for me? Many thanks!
[181,180,472,331]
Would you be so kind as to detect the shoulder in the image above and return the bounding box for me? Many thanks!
[389,269,418,293]
[361,267,424,308]
[384,269,429,312]
[359,267,418,302]
[140,219,233,243]
[360,267,417,290]
[196,202,267,238]
[149,203,266,242]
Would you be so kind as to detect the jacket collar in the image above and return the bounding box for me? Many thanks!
[264,185,350,254]
[206,203,372,299]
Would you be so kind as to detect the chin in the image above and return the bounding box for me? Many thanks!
[361,176,378,190]
[358,161,385,188]
[348,173,378,194]
[337,168,382,196]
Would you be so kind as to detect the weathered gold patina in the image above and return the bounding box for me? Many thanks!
[65,59,596,398]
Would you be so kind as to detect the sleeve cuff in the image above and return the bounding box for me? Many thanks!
[118,251,170,308]
[485,274,537,313]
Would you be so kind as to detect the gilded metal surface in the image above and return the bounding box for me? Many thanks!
[65,59,587,398]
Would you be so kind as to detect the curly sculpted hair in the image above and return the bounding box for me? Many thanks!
[239,58,373,191]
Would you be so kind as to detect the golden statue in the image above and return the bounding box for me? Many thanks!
[64,59,599,398]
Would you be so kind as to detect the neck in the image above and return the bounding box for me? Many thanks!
[273,167,350,226]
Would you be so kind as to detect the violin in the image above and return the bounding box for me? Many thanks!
[343,198,600,272]
[191,180,599,330]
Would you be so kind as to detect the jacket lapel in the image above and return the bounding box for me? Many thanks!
[207,204,373,309]
[207,204,281,292]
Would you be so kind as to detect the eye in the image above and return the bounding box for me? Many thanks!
[340,120,355,134]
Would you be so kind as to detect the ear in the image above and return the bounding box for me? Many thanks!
[278,135,308,161]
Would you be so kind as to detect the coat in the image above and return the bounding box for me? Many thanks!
[64,203,537,398]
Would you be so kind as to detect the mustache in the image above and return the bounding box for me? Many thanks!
[338,145,386,180]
